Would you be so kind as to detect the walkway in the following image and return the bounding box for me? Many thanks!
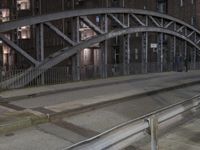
[1,71,200,113]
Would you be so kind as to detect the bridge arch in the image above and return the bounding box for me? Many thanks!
[0,8,200,88]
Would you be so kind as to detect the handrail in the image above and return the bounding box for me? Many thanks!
[64,94,200,150]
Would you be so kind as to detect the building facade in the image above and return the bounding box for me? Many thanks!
[0,0,199,77]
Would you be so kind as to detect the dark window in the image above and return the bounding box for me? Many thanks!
[157,0,168,14]
[111,0,120,7]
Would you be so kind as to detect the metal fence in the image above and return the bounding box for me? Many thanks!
[64,94,200,150]
[0,62,200,90]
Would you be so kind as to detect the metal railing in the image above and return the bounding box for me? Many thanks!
[0,62,200,90]
[63,94,200,150]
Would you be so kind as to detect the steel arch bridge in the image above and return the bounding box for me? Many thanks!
[0,8,200,88]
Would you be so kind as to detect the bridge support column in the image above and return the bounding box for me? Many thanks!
[184,41,188,58]
[173,36,177,71]
[158,33,164,72]
[72,17,80,81]
[123,14,130,75]
[36,23,44,84]
[192,33,197,70]
[184,28,188,59]
[142,32,148,73]
[191,48,197,70]
[142,16,149,74]
[100,14,108,78]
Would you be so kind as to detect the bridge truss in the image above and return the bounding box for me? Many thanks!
[0,8,200,88]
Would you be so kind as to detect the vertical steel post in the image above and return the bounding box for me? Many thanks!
[192,49,197,70]
[172,23,177,71]
[123,14,130,75]
[71,0,80,81]
[40,24,44,62]
[142,16,148,73]
[145,16,149,73]
[36,23,44,84]
[100,7,108,78]
[76,17,80,80]
[142,32,148,73]
[150,115,159,150]
[160,19,164,72]
[62,0,65,44]
[173,36,177,71]
[194,33,197,69]
[184,28,188,59]
[160,34,164,72]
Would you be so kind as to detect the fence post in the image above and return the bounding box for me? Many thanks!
[150,115,159,150]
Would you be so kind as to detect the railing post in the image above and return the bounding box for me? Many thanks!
[150,115,159,150]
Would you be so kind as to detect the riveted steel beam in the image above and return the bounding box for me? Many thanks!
[149,16,161,27]
[130,14,145,26]
[196,39,200,44]
[164,21,174,28]
[80,16,104,34]
[4,27,200,88]
[0,33,39,65]
[187,31,195,38]
[177,26,185,33]
[123,14,130,75]
[108,14,127,28]
[44,22,76,46]
[1,8,200,37]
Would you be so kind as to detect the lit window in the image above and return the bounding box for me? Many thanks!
[0,9,10,22]
[18,26,31,39]
[2,34,11,67]
[83,48,91,65]
[80,23,96,40]
[17,0,30,10]
[96,16,100,23]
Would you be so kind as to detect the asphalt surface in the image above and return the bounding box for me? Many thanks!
[1,84,200,150]
[1,71,200,150]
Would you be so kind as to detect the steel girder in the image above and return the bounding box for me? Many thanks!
[1,8,200,34]
[1,8,200,64]
[1,27,200,88]
[1,8,200,88]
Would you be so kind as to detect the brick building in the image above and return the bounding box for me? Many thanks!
[0,0,199,74]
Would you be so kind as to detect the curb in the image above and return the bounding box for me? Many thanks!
[0,74,165,102]
[49,79,200,118]
[0,114,49,135]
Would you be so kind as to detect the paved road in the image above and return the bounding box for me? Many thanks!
[1,71,200,150]
[1,84,200,150]
[8,71,200,110]
[61,84,200,133]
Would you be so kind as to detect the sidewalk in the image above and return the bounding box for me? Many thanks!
[4,70,200,111]
[0,70,200,134]
[0,72,173,100]
[0,71,198,101]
